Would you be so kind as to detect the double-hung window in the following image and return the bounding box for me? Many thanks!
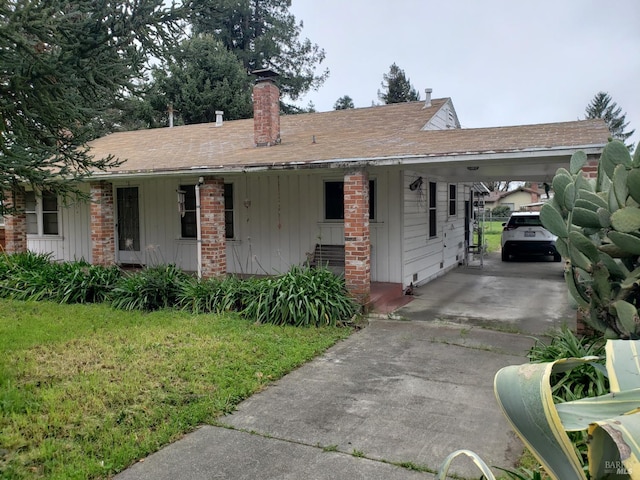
[180,183,234,239]
[324,180,376,220]
[25,190,59,236]
[448,184,457,216]
[428,181,437,238]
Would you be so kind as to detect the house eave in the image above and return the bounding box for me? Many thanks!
[86,142,606,180]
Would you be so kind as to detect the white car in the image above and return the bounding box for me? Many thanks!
[501,211,561,262]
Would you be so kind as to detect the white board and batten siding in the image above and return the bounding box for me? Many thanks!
[27,185,92,262]
[402,170,468,288]
[27,169,471,289]
[422,99,461,131]
[28,170,404,283]
[225,168,403,284]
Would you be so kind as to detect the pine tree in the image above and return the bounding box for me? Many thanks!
[334,96,355,110]
[585,92,635,150]
[148,35,253,125]
[378,63,420,104]
[185,0,328,102]
[0,0,181,212]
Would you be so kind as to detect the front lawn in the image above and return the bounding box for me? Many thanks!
[0,300,351,479]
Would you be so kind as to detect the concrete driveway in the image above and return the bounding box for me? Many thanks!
[396,251,576,336]
[115,253,575,479]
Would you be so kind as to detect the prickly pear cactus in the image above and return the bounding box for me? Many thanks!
[541,139,640,339]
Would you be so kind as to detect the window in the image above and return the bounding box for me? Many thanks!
[179,185,197,238]
[180,183,234,239]
[448,184,457,216]
[224,183,234,239]
[428,181,437,238]
[25,190,59,236]
[325,180,375,220]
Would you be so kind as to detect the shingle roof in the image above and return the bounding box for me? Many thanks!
[87,99,610,175]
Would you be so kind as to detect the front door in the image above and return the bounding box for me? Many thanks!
[116,186,143,265]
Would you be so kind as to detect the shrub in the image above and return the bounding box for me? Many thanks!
[528,327,608,403]
[242,266,358,327]
[177,275,246,314]
[528,327,608,466]
[55,261,122,304]
[490,205,511,218]
[110,264,188,311]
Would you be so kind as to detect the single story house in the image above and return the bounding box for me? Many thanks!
[3,71,609,306]
[485,184,548,213]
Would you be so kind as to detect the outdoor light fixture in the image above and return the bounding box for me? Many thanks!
[409,176,423,191]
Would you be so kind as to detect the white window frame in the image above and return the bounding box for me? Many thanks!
[323,178,376,222]
[448,184,457,217]
[25,190,61,237]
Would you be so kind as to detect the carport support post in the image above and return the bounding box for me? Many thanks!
[90,181,116,265]
[344,169,371,307]
[3,187,27,254]
[199,177,227,278]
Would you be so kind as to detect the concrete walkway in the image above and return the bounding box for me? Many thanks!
[115,253,576,479]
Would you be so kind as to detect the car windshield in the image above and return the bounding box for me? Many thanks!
[508,216,543,227]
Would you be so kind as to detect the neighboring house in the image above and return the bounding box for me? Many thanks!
[485,185,547,213]
[2,71,610,306]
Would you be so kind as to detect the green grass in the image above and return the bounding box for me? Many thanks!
[475,221,504,253]
[0,299,351,479]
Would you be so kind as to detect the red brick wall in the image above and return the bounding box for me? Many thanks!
[4,188,27,254]
[344,170,371,306]
[0,227,5,250]
[253,79,280,147]
[200,177,227,278]
[90,181,116,265]
[582,155,600,179]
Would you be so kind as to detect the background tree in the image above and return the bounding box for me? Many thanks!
[334,95,355,110]
[585,91,635,150]
[185,0,328,102]
[147,35,253,125]
[484,181,512,192]
[0,0,182,213]
[378,63,420,104]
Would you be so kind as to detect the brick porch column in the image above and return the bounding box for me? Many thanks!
[3,187,27,254]
[90,181,116,265]
[581,154,600,179]
[344,169,371,306]
[200,177,226,278]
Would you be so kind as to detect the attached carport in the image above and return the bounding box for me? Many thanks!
[394,251,575,335]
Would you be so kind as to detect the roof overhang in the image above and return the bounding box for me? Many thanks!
[87,143,604,183]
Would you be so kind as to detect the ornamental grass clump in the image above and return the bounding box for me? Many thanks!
[177,274,247,314]
[242,266,358,327]
[110,264,188,311]
[0,252,121,303]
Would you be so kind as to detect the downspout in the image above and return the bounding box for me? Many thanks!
[196,177,204,279]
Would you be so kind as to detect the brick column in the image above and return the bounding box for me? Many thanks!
[3,187,27,254]
[344,170,371,306]
[200,177,227,278]
[90,181,115,265]
[581,155,600,179]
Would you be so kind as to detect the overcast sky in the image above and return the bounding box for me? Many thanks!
[289,0,640,147]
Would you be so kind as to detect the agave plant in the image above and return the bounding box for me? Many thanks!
[540,139,640,339]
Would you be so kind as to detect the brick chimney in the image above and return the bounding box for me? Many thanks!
[252,68,280,147]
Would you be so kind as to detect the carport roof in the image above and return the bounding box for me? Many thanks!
[87,99,610,178]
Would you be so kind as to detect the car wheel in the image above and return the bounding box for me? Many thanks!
[501,248,509,262]
[553,253,562,262]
